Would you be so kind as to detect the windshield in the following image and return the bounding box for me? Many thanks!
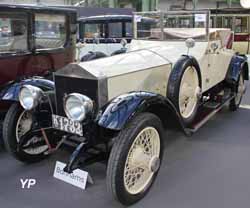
[134,11,209,41]
[79,20,133,40]
[83,23,105,38]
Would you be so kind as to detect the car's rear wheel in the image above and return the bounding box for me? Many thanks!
[168,63,201,125]
[107,113,164,205]
[229,71,245,111]
[3,103,48,163]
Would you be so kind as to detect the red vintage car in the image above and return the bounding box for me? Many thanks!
[0,4,76,104]
[0,4,76,145]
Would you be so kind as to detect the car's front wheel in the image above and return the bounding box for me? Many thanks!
[106,113,164,205]
[3,103,49,163]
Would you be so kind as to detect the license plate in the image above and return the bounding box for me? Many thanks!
[52,115,83,136]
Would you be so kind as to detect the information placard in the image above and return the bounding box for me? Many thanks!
[53,161,90,190]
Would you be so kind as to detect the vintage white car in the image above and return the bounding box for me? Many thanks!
[3,11,249,205]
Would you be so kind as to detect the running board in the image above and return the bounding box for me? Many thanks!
[185,95,235,134]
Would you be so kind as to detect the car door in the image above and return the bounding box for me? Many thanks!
[0,11,31,86]
[207,31,234,88]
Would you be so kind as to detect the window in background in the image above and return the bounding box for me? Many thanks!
[108,22,123,38]
[235,17,248,33]
[125,22,132,37]
[0,13,27,52]
[35,14,66,49]
[84,23,105,38]
[216,16,223,28]
[223,16,233,30]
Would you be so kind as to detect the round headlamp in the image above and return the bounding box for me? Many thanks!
[19,85,43,110]
[64,93,93,122]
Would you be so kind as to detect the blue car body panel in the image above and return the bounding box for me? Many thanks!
[98,91,182,131]
[0,78,54,101]
[228,55,249,82]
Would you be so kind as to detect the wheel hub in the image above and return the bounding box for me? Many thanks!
[149,156,160,173]
[195,87,202,99]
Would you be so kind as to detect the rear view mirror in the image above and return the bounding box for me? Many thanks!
[185,38,195,49]
[185,38,195,55]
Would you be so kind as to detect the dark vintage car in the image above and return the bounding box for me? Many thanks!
[77,14,158,61]
[0,4,76,144]
[77,15,133,61]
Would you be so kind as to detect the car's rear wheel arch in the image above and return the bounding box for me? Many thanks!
[226,55,249,84]
[81,51,108,62]
[175,55,202,88]
[167,55,202,125]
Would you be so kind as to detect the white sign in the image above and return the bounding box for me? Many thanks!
[195,14,206,22]
[134,15,142,22]
[53,161,92,190]
[20,178,36,189]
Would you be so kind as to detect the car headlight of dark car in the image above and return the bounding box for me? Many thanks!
[19,85,43,110]
[64,93,93,122]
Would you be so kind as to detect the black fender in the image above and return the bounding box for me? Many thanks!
[81,51,108,62]
[169,55,202,90]
[0,78,54,102]
[166,55,202,126]
[226,55,249,83]
[111,48,127,56]
[97,91,185,132]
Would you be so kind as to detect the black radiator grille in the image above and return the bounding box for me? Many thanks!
[54,75,98,117]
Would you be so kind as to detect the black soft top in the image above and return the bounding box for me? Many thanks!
[78,15,132,23]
